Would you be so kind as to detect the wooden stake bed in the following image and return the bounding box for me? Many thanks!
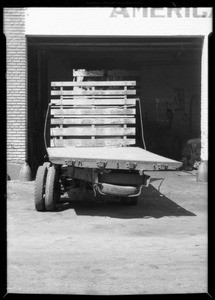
[47,146,182,171]
[34,78,182,212]
[47,79,182,171]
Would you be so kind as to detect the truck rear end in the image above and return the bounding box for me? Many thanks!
[34,79,182,211]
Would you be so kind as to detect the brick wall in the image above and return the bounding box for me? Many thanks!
[4,8,27,164]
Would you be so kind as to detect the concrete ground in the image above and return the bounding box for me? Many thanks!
[7,170,207,295]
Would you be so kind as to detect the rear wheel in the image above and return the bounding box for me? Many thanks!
[34,166,48,211]
[121,197,138,206]
[45,166,60,211]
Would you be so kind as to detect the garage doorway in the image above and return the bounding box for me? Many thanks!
[27,36,202,176]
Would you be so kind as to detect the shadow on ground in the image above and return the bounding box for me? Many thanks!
[55,180,196,219]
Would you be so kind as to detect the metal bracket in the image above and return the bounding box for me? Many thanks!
[154,164,168,170]
[126,162,137,170]
[65,159,76,166]
[96,161,107,169]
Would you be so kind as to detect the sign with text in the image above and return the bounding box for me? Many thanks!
[25,7,212,36]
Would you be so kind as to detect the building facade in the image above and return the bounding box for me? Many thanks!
[4,7,212,179]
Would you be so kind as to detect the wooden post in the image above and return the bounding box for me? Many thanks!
[197,35,208,182]
[200,36,208,163]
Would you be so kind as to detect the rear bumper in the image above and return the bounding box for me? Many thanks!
[95,183,143,197]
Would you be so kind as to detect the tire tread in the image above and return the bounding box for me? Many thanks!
[45,166,59,211]
[34,166,47,211]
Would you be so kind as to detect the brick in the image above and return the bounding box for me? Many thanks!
[4,8,27,162]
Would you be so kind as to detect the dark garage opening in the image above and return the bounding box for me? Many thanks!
[27,36,202,176]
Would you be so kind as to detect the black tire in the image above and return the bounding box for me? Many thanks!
[129,197,138,206]
[121,197,138,206]
[45,166,60,211]
[34,166,48,211]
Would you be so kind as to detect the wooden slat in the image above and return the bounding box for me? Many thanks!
[49,80,137,148]
[73,70,104,77]
[51,98,136,106]
[62,95,129,99]
[51,108,136,115]
[51,81,136,87]
[51,117,135,125]
[73,70,140,77]
[51,115,136,118]
[51,90,136,96]
[50,127,136,136]
[51,138,135,147]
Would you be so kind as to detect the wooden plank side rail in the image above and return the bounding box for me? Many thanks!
[51,81,136,87]
[51,90,136,96]
[51,118,135,125]
[51,99,136,105]
[51,108,136,115]
[51,127,136,136]
[49,80,137,147]
[51,139,136,147]
[72,70,141,77]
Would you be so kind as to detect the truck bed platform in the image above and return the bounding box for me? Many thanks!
[47,147,182,171]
